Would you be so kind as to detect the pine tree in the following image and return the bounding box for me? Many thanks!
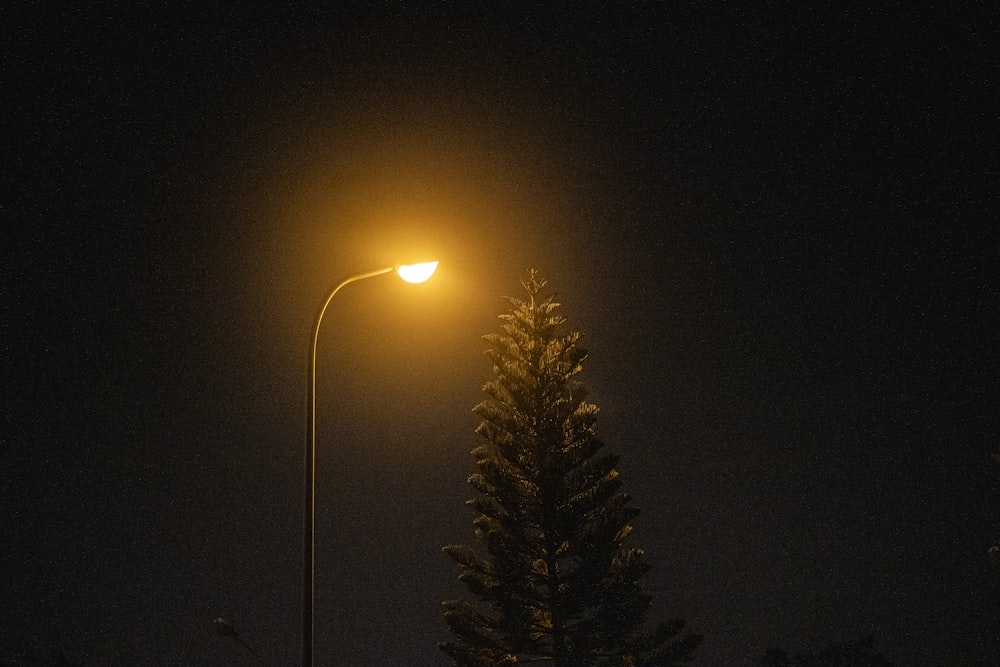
[441,271,701,666]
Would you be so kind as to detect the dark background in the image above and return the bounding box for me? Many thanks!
[4,3,998,665]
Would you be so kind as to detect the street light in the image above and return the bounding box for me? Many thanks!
[303,261,438,667]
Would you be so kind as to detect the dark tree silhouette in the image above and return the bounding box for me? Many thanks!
[441,272,701,666]
[760,636,894,667]
[989,452,1000,567]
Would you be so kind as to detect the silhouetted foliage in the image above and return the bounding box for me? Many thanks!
[441,272,701,666]
[989,452,1000,566]
[760,636,893,667]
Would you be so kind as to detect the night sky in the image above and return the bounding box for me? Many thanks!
[4,4,998,666]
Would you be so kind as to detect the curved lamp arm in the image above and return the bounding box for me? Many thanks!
[303,261,436,667]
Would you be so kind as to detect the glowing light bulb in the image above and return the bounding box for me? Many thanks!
[396,261,438,283]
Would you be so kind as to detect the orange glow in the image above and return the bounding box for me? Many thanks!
[396,261,438,283]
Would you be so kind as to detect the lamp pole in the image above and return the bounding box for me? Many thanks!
[303,262,437,667]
